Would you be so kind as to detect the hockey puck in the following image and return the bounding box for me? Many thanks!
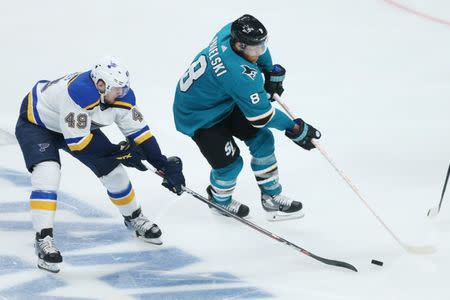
[371,259,383,266]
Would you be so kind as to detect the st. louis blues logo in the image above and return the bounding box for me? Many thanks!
[37,143,50,152]
[241,65,257,80]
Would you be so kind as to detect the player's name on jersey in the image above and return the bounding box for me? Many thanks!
[208,35,227,77]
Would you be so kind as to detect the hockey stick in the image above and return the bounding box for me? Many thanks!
[427,164,450,217]
[273,94,435,255]
[143,161,357,272]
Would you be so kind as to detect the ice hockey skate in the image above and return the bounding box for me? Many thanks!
[261,193,304,221]
[35,229,63,273]
[124,208,162,245]
[206,186,250,218]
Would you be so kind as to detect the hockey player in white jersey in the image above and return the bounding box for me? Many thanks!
[15,56,185,273]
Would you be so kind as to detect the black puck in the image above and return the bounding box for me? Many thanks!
[371,259,383,266]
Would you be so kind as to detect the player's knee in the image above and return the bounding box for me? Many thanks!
[31,161,61,191]
[212,156,243,181]
[100,164,130,192]
[247,129,274,156]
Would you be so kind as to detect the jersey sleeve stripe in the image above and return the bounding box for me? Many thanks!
[127,126,150,139]
[26,92,36,125]
[112,101,133,109]
[134,132,153,145]
[84,99,100,110]
[67,74,80,87]
[246,106,275,128]
[66,133,93,151]
[32,82,47,128]
[127,126,153,145]
[27,82,48,128]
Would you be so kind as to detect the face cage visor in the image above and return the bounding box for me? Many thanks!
[239,38,268,57]
[106,84,130,98]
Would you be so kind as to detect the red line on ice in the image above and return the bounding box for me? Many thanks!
[384,0,450,27]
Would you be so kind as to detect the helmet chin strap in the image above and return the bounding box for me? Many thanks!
[100,93,106,104]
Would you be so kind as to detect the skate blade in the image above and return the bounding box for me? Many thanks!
[137,236,163,245]
[265,210,304,222]
[37,259,60,273]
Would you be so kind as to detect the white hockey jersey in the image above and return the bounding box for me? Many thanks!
[25,71,152,151]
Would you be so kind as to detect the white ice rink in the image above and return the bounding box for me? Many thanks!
[1,0,450,299]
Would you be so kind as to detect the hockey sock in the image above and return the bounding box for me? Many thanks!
[245,129,282,196]
[251,153,282,196]
[209,157,243,204]
[100,165,140,216]
[30,161,61,233]
[30,190,57,232]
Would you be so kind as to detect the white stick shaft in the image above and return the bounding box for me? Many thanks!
[311,139,407,248]
[273,94,434,254]
[273,94,296,119]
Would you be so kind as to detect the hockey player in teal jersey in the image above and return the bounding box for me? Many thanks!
[173,14,321,221]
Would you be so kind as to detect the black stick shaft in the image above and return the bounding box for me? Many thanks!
[183,186,357,272]
[438,164,450,212]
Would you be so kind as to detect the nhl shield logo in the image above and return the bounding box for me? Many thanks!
[38,143,50,152]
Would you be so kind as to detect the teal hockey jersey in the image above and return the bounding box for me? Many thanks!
[173,23,294,137]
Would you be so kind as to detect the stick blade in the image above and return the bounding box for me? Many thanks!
[403,244,436,255]
[310,253,358,272]
[331,261,358,272]
[427,206,439,217]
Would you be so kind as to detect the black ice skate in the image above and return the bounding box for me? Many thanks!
[261,193,304,221]
[206,186,250,218]
[124,208,162,245]
[35,228,63,273]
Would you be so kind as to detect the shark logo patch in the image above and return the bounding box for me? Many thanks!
[241,65,257,80]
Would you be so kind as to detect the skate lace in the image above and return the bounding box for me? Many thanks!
[271,195,291,207]
[224,200,241,213]
[38,236,59,254]
[131,215,155,234]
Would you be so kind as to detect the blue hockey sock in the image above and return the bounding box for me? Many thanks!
[251,153,282,196]
[209,156,243,205]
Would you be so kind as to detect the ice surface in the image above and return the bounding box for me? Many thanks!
[1,0,449,299]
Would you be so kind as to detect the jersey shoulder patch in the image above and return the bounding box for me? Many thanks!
[110,89,136,110]
[228,61,263,89]
[68,71,100,110]
[221,47,262,79]
[240,65,258,80]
